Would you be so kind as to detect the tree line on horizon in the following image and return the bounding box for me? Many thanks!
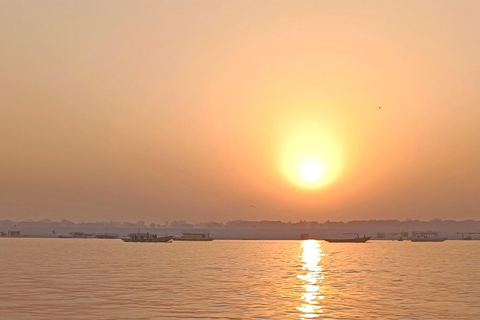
[2,218,480,231]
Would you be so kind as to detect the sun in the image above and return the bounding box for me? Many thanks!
[300,161,324,183]
[278,122,343,189]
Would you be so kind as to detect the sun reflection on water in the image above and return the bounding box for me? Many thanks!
[297,240,324,318]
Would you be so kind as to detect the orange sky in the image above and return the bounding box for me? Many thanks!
[1,1,479,223]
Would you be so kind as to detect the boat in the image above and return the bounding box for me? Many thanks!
[323,234,371,243]
[95,233,119,239]
[7,230,21,237]
[324,236,371,243]
[122,233,173,243]
[300,233,312,240]
[411,231,447,242]
[58,234,73,238]
[457,232,476,240]
[174,231,214,241]
[70,232,92,238]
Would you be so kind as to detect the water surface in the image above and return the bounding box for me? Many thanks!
[1,239,479,319]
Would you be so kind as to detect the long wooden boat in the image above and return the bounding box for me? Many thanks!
[411,231,447,242]
[95,233,119,239]
[323,236,371,243]
[123,233,173,243]
[410,237,447,242]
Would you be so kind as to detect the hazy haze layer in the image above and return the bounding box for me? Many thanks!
[1,1,479,222]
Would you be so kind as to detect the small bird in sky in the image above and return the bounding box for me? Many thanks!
[378,106,381,110]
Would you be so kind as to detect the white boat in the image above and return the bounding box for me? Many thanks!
[411,231,447,242]
[174,231,214,241]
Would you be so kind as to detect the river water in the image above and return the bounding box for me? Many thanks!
[0,238,479,319]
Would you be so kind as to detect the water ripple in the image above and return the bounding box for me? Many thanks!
[0,239,479,319]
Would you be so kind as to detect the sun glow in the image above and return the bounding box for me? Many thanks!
[279,122,342,189]
[301,161,324,183]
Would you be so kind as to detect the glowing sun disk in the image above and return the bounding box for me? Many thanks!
[301,162,323,183]
[278,122,343,189]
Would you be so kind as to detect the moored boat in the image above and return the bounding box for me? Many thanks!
[323,234,371,243]
[95,233,119,239]
[300,233,312,240]
[457,232,477,240]
[123,233,173,243]
[174,231,214,241]
[411,231,447,242]
[324,236,371,243]
[70,232,89,238]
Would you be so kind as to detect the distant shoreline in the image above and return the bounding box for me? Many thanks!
[2,219,480,241]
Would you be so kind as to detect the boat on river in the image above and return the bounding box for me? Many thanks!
[95,233,119,239]
[411,231,447,242]
[323,234,371,243]
[70,232,95,238]
[123,233,173,243]
[457,232,479,240]
[300,233,313,240]
[174,231,214,241]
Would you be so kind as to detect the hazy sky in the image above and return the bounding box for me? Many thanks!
[1,1,479,223]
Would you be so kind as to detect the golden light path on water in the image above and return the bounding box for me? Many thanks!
[297,240,324,318]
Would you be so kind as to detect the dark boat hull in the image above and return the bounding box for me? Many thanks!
[411,238,447,242]
[174,238,214,241]
[95,234,119,239]
[122,236,174,243]
[324,236,371,243]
